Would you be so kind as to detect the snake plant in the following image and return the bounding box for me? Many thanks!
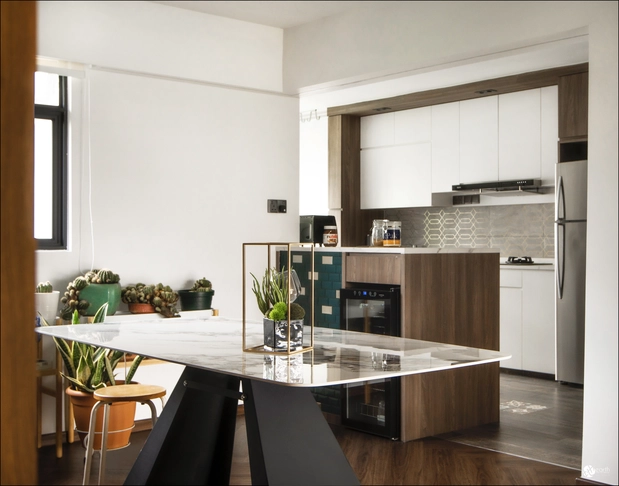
[42,302,144,393]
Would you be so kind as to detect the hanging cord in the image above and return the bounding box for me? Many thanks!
[86,68,95,272]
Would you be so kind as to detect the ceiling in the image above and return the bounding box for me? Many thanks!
[151,1,375,29]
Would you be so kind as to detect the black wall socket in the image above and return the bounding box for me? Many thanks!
[267,199,287,213]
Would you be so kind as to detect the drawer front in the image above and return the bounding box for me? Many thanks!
[345,254,401,285]
[500,269,522,288]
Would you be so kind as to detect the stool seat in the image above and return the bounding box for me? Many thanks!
[83,383,167,485]
[94,384,166,403]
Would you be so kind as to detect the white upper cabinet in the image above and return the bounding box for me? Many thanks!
[394,106,432,145]
[540,85,559,186]
[498,89,541,180]
[360,143,432,209]
[431,102,459,192]
[360,112,394,148]
[459,96,499,183]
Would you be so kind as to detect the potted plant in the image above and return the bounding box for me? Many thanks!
[178,278,215,311]
[121,282,180,317]
[60,268,121,319]
[42,302,144,449]
[121,283,156,314]
[251,267,305,351]
[35,281,60,325]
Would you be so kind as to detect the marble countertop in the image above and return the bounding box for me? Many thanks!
[36,317,509,387]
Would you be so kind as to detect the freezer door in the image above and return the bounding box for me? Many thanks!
[556,160,587,222]
[555,220,587,384]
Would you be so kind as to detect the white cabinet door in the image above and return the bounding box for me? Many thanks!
[360,143,431,209]
[394,106,432,145]
[540,85,558,186]
[498,89,541,181]
[360,112,394,149]
[500,286,523,369]
[459,96,498,183]
[522,271,555,374]
[431,102,459,192]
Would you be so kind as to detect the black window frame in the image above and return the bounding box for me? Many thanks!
[35,74,68,250]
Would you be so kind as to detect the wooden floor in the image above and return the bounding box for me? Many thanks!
[38,373,583,485]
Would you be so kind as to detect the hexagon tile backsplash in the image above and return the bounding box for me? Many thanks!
[385,203,554,258]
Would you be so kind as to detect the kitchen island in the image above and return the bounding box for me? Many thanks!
[282,246,501,441]
[36,319,508,485]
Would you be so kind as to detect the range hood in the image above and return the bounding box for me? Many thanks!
[452,179,542,195]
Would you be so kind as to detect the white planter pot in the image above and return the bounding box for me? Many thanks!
[35,291,60,325]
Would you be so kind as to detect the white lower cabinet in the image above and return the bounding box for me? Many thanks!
[500,268,555,374]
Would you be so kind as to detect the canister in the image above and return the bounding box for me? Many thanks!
[383,221,401,247]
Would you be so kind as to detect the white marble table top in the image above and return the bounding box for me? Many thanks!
[36,317,509,387]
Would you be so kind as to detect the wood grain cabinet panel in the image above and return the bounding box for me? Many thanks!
[559,72,588,139]
[345,253,402,285]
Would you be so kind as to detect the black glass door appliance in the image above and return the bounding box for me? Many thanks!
[339,286,401,440]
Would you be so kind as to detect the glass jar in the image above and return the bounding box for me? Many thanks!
[323,226,338,247]
[370,220,388,247]
[383,221,401,247]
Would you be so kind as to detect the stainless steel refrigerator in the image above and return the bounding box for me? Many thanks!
[555,160,587,385]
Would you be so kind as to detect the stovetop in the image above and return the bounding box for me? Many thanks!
[501,256,553,266]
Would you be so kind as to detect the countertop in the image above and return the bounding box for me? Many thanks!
[286,246,500,255]
[35,317,509,387]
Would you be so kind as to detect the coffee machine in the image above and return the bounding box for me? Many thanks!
[299,215,337,245]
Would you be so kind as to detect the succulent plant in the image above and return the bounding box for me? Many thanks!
[190,278,212,292]
[86,268,120,284]
[41,303,144,393]
[121,283,155,304]
[122,282,179,317]
[60,269,120,319]
[251,267,305,320]
[152,284,179,317]
[36,281,53,293]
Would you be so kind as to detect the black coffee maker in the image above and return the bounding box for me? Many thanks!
[299,215,337,245]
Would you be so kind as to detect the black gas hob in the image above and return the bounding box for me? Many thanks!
[501,256,553,266]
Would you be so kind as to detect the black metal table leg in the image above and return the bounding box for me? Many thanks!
[242,379,360,486]
[124,367,240,485]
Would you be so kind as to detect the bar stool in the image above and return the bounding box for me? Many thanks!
[83,384,167,485]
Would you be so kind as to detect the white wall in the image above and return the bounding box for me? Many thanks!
[38,1,283,92]
[35,1,299,434]
[290,2,617,484]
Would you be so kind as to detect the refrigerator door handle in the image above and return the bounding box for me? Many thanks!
[556,222,565,299]
[556,175,566,222]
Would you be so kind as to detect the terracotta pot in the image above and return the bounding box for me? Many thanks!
[128,303,156,314]
[66,384,136,450]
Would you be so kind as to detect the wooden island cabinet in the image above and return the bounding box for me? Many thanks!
[343,249,500,441]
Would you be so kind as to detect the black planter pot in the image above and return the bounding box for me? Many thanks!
[178,290,214,311]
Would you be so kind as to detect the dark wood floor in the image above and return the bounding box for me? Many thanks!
[38,373,583,485]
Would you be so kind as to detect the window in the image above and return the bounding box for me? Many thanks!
[35,72,67,249]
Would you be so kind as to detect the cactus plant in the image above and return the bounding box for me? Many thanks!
[60,269,121,319]
[36,281,53,293]
[121,282,179,317]
[190,278,212,292]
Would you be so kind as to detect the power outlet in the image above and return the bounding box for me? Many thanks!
[267,199,287,213]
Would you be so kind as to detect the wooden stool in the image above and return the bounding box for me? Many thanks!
[83,384,166,485]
